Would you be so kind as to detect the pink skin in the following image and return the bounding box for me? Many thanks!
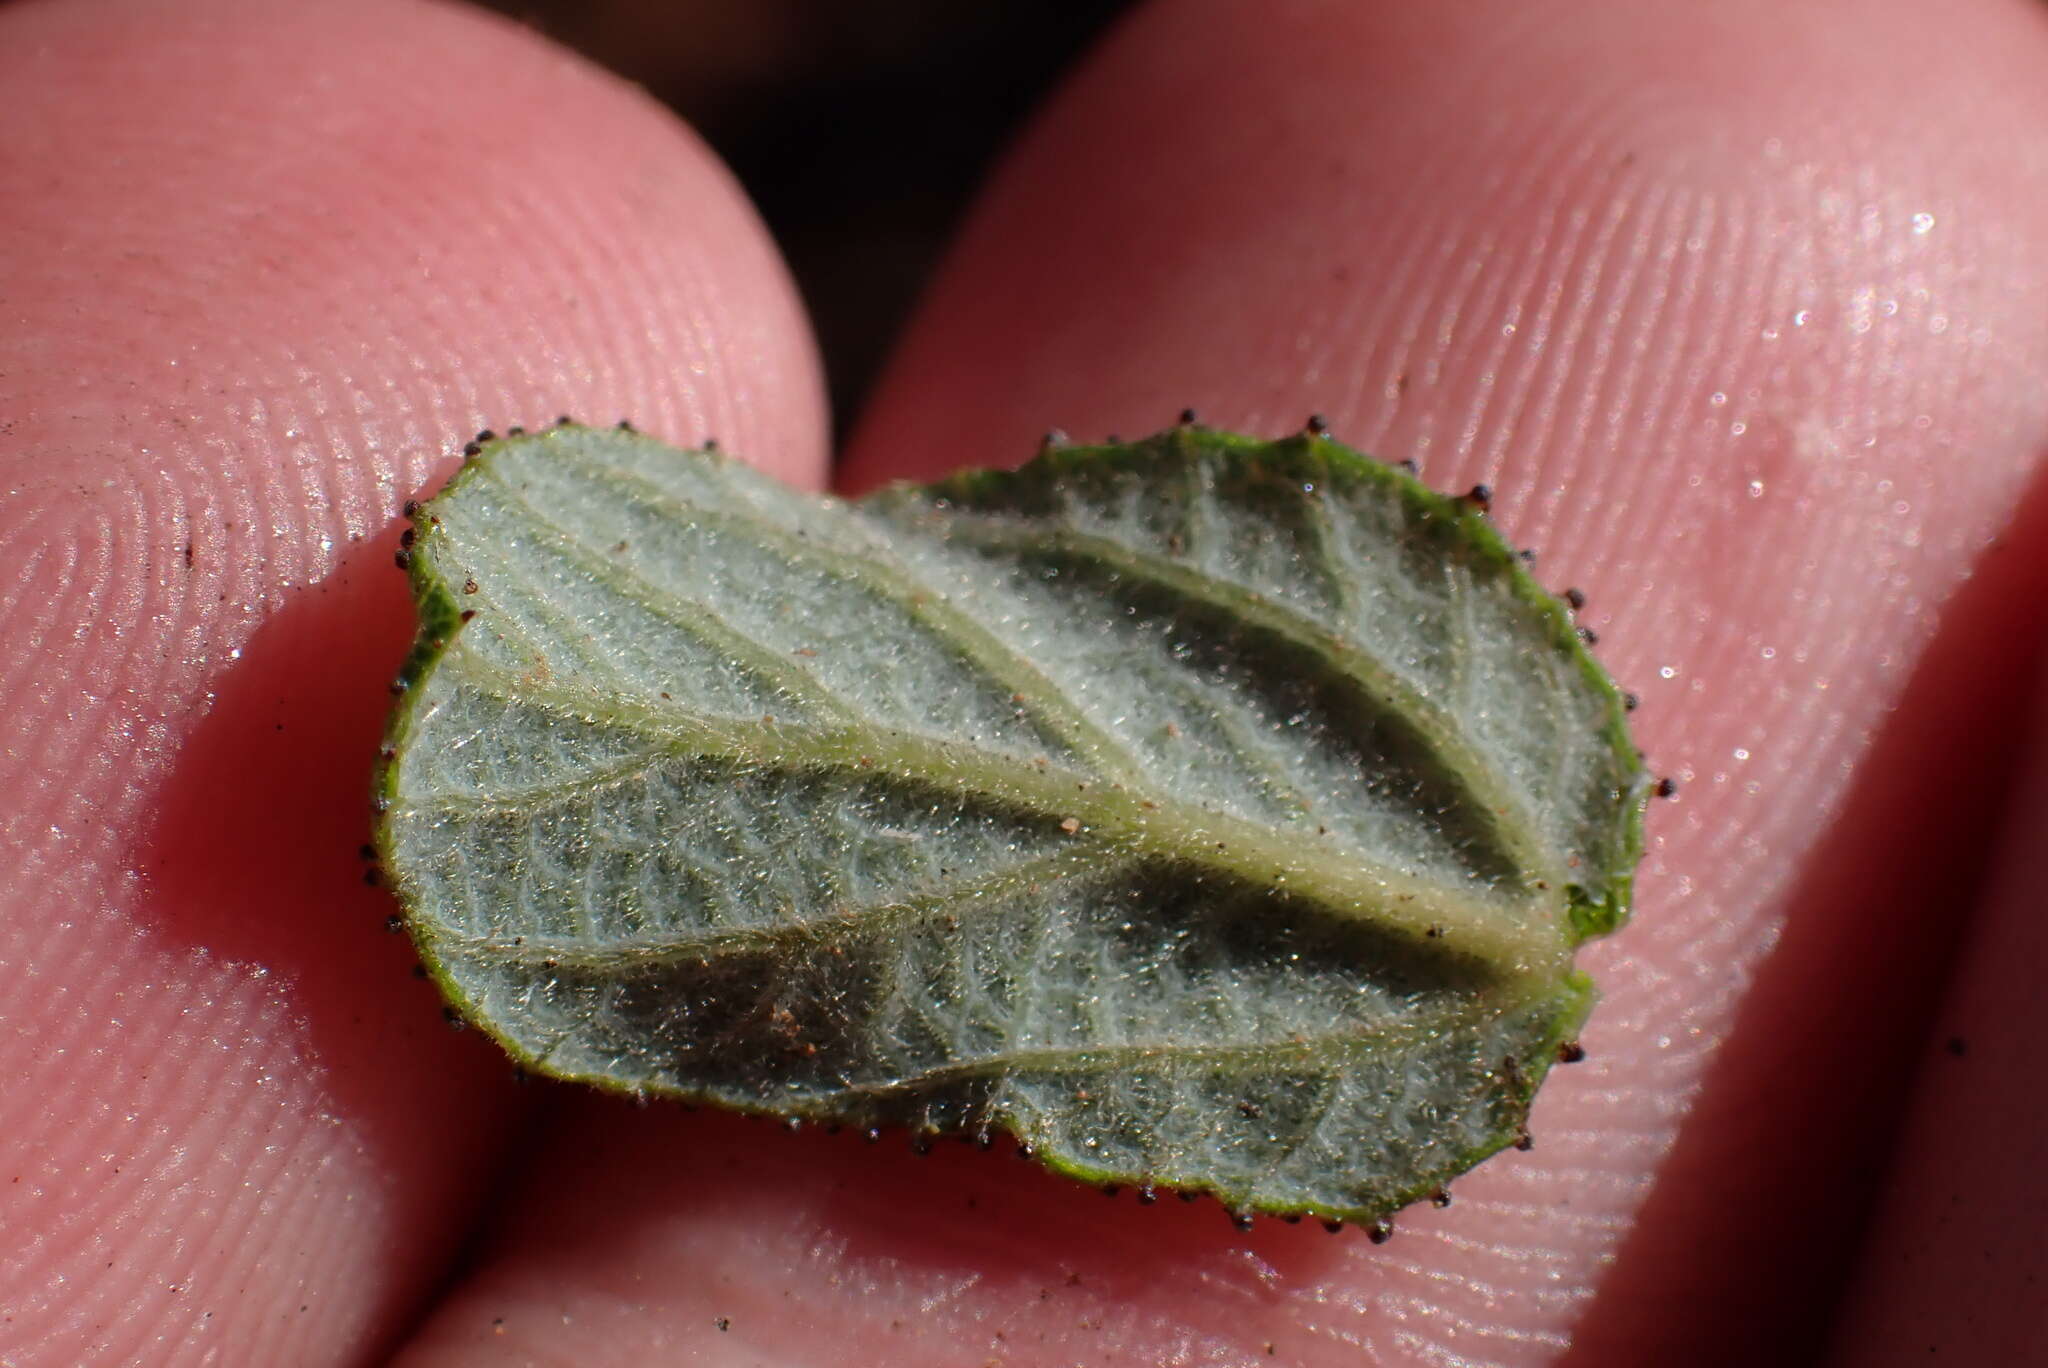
[1,0,2043,1364]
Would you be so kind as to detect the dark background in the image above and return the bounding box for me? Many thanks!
[478,1,1136,433]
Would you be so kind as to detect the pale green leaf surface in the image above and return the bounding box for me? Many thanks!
[376,424,1648,1225]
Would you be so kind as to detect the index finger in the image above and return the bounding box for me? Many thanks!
[0,0,823,1360]
[395,0,2048,1363]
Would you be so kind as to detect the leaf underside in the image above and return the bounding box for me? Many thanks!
[376,424,1647,1226]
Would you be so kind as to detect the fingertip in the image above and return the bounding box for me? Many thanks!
[0,0,821,1359]
[833,0,2048,1355]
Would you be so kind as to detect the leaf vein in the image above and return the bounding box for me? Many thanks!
[918,513,1559,887]
[555,445,1150,786]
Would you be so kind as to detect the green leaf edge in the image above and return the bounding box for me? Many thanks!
[371,423,1648,1225]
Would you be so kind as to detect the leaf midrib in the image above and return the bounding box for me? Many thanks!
[485,441,1563,899]
[400,643,1563,973]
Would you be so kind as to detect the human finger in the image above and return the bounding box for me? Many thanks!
[0,0,823,1361]
[395,0,2048,1363]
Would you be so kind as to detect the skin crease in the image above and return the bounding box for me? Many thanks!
[0,2,2042,1368]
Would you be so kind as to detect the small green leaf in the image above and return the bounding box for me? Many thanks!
[376,423,1647,1226]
